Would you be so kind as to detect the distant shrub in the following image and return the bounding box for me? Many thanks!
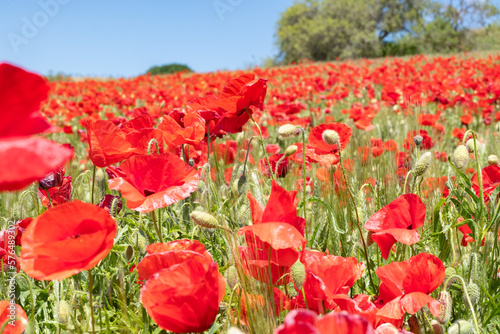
[146,64,192,75]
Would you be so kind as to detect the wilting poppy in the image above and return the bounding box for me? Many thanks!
[0,300,28,334]
[259,154,290,178]
[375,253,445,327]
[97,194,123,216]
[140,258,224,333]
[20,200,117,280]
[108,152,199,213]
[472,165,500,202]
[275,309,374,334]
[37,174,71,208]
[0,63,72,192]
[364,194,426,259]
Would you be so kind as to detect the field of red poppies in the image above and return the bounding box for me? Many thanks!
[1,52,500,333]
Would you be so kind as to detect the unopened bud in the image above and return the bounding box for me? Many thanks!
[452,145,469,170]
[448,320,473,334]
[414,135,423,147]
[291,260,306,291]
[431,320,444,334]
[463,283,480,309]
[56,300,71,325]
[408,315,421,334]
[284,145,298,157]
[465,139,477,152]
[278,124,299,139]
[125,245,134,262]
[436,291,452,324]
[225,266,239,290]
[488,155,499,166]
[190,211,219,229]
[322,130,340,146]
[413,152,432,176]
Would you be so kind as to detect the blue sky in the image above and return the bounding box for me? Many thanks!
[0,1,296,77]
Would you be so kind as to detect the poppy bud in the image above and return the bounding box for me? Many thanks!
[125,245,134,262]
[414,135,423,147]
[284,145,298,157]
[452,145,469,170]
[469,252,479,283]
[487,155,499,166]
[56,300,71,325]
[436,291,452,324]
[237,175,247,196]
[291,260,306,291]
[465,138,477,152]
[131,231,148,251]
[431,320,444,334]
[278,124,299,139]
[225,265,239,290]
[463,283,480,309]
[322,129,340,146]
[366,231,375,246]
[408,315,421,334]
[413,152,432,177]
[39,169,64,190]
[188,158,195,167]
[237,204,250,224]
[448,320,473,334]
[190,211,219,229]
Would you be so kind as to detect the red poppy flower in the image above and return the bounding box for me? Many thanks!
[158,111,205,146]
[0,300,28,334]
[14,218,33,246]
[375,323,412,334]
[403,130,433,150]
[331,294,378,328]
[364,194,426,259]
[188,74,267,137]
[108,153,199,213]
[140,258,224,333]
[238,222,306,285]
[0,64,72,191]
[247,180,306,235]
[383,140,397,152]
[290,251,364,313]
[275,309,374,334]
[37,175,71,208]
[20,200,117,280]
[375,253,445,327]
[259,153,290,178]
[472,165,500,202]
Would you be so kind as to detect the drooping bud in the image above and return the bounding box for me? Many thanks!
[190,211,219,229]
[436,291,452,324]
[291,260,306,291]
[284,145,298,157]
[125,245,134,262]
[431,320,444,334]
[408,315,422,334]
[413,152,432,176]
[414,135,423,147]
[452,145,469,170]
[448,320,473,334]
[465,138,477,152]
[488,155,499,166]
[56,300,71,325]
[322,129,340,146]
[463,283,480,309]
[278,124,299,139]
[225,265,239,290]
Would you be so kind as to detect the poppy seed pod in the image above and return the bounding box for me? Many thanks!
[284,144,298,157]
[190,211,219,229]
[436,291,452,324]
[431,320,444,334]
[322,129,340,146]
[408,315,421,334]
[414,135,423,147]
[488,155,499,166]
[413,152,432,177]
[452,145,469,170]
[278,124,299,139]
[225,265,239,290]
[465,138,477,152]
[291,259,306,291]
[448,320,473,334]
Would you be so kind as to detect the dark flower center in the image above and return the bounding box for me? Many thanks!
[144,189,156,197]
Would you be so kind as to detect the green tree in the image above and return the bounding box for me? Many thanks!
[146,64,192,75]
